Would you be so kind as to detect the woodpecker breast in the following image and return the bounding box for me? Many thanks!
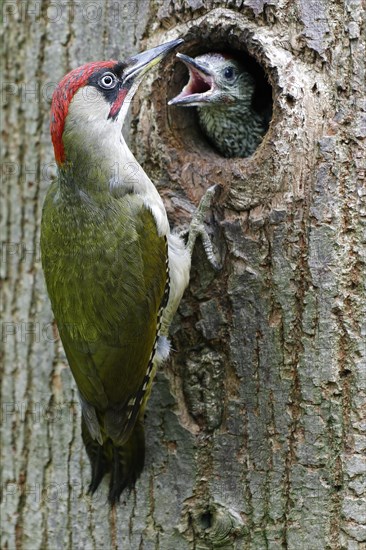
[197,101,266,158]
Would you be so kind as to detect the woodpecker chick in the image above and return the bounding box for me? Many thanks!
[41,39,217,505]
[169,52,268,158]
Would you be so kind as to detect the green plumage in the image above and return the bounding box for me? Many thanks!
[41,167,167,500]
[41,38,187,504]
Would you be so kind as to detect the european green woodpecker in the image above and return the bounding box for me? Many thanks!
[41,39,217,504]
[169,52,268,158]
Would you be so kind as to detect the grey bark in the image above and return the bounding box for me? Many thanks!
[1,1,365,549]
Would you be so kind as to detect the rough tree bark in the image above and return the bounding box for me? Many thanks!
[1,1,365,549]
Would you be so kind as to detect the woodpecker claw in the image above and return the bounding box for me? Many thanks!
[183,184,221,270]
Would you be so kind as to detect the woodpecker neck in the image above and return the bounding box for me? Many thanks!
[61,106,126,193]
[57,87,169,235]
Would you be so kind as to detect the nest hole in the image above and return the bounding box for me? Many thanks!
[199,510,213,530]
[166,31,273,160]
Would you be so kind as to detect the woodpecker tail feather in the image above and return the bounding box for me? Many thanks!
[108,419,145,504]
[82,417,145,504]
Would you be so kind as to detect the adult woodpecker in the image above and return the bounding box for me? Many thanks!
[169,52,268,158]
[41,39,216,504]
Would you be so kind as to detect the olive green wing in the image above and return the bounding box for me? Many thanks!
[41,189,168,443]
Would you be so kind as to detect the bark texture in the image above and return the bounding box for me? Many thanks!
[1,1,365,549]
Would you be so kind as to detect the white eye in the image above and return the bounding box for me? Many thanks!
[99,72,117,89]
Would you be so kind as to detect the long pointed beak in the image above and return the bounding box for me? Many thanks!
[124,38,184,83]
[168,52,215,106]
[174,53,212,76]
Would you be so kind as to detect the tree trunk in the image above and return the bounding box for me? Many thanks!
[2,1,365,549]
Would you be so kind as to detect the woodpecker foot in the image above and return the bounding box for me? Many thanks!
[181,185,221,270]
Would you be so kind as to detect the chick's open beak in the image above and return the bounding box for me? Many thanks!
[168,53,215,106]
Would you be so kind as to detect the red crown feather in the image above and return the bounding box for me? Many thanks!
[50,61,116,165]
